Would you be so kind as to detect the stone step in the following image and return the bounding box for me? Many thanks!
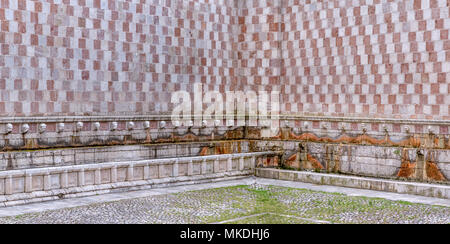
[255,168,450,199]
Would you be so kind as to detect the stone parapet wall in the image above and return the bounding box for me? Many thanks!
[255,116,450,184]
[279,0,450,120]
[255,168,450,199]
[1,0,448,120]
[0,141,250,171]
[273,117,450,150]
[256,140,450,184]
[0,151,281,207]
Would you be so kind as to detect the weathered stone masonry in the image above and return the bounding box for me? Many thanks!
[0,0,449,205]
[2,0,446,119]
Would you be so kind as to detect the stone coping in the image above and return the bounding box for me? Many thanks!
[0,174,253,207]
[0,151,280,178]
[0,152,283,206]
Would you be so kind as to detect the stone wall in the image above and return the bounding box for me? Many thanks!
[3,0,448,120]
[254,117,450,184]
[237,0,282,92]
[0,0,448,198]
[280,0,450,120]
[255,139,450,184]
[0,0,239,116]
[0,116,247,150]
[0,141,250,171]
[256,168,450,199]
[0,151,280,206]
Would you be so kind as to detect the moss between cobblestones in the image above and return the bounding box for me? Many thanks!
[0,185,448,224]
[226,214,317,224]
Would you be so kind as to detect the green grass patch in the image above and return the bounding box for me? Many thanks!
[225,213,318,224]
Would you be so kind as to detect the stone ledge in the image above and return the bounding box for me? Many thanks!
[0,151,283,207]
[0,141,252,171]
[255,168,450,199]
[0,171,253,207]
[0,150,276,175]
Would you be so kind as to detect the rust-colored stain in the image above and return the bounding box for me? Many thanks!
[4,126,448,152]
[287,153,296,163]
[155,138,174,143]
[262,158,270,167]
[199,147,209,156]
[282,130,441,149]
[174,134,197,142]
[397,149,446,182]
[398,136,422,148]
[425,151,446,181]
[325,145,341,173]
[224,129,244,140]
[199,142,241,156]
[282,152,324,171]
[145,130,152,143]
[306,154,324,170]
[285,153,299,169]
[397,150,416,178]
[268,156,279,167]
[24,138,38,149]
[261,156,279,167]
[214,143,232,154]
[397,162,416,178]
[247,128,261,139]
[426,161,446,181]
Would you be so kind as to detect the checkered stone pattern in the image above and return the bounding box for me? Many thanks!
[0,0,449,123]
[0,0,239,116]
[281,0,450,120]
[237,0,282,93]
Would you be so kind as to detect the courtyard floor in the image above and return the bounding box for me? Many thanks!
[0,178,448,224]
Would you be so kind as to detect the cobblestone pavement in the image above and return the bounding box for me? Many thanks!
[0,183,448,224]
